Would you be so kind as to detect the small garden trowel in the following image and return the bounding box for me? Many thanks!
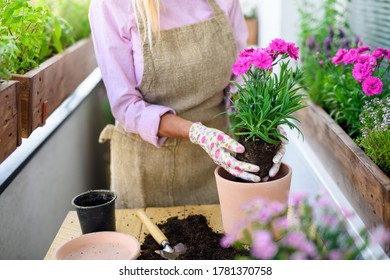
[136,209,187,260]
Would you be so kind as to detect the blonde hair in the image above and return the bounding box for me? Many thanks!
[133,0,161,46]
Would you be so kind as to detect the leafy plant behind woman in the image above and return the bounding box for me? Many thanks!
[0,0,74,78]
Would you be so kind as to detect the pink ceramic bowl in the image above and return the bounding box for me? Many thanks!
[54,231,141,260]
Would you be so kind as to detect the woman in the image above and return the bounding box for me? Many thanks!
[89,0,285,208]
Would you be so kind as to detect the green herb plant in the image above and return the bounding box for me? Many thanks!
[0,0,74,78]
[358,97,390,176]
[0,32,19,80]
[45,0,91,41]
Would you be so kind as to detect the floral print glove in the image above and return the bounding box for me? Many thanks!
[262,125,288,182]
[189,122,261,182]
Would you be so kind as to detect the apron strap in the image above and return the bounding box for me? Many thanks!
[207,0,224,17]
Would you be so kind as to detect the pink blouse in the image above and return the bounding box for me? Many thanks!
[89,0,248,147]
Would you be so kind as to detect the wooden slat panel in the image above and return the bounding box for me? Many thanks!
[0,81,21,163]
[294,99,390,239]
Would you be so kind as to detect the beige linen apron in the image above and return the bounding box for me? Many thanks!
[99,0,237,208]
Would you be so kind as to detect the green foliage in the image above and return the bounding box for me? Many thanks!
[230,58,306,145]
[359,130,390,177]
[45,0,91,41]
[0,0,75,78]
[358,97,390,176]
[0,32,19,80]
[297,0,353,105]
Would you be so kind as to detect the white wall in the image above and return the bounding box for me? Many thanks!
[257,0,300,47]
[239,0,301,47]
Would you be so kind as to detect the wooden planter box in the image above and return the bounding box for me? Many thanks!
[0,80,21,163]
[11,37,97,138]
[294,99,390,252]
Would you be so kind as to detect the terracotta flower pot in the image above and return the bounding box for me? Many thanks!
[215,162,292,234]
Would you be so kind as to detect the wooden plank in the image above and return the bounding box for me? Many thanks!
[44,211,81,261]
[44,204,222,260]
[0,81,21,163]
[11,38,97,137]
[115,208,143,240]
[294,99,390,240]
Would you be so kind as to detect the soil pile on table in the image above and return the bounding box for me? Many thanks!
[137,214,250,260]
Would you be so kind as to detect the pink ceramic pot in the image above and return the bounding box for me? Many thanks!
[215,162,292,235]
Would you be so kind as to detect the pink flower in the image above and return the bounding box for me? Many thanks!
[252,49,273,70]
[352,63,373,83]
[362,76,383,96]
[370,225,390,246]
[357,46,371,53]
[290,252,307,260]
[314,196,332,207]
[322,213,339,228]
[332,49,347,65]
[263,46,277,59]
[274,216,289,229]
[269,38,288,54]
[269,201,287,215]
[239,47,256,58]
[357,54,377,68]
[385,49,390,59]
[217,134,224,142]
[342,48,359,64]
[328,250,343,260]
[282,231,317,257]
[254,207,273,223]
[232,56,252,76]
[290,192,308,206]
[287,42,299,60]
[282,231,305,247]
[220,233,235,248]
[251,230,278,259]
[372,47,387,59]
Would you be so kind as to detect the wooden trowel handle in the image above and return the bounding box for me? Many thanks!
[136,209,168,245]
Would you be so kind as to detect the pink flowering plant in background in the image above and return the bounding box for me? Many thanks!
[220,193,390,260]
[322,45,390,137]
[332,46,389,96]
[229,38,305,144]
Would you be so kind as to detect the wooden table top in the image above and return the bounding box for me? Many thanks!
[44,204,223,260]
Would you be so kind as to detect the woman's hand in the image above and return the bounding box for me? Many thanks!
[262,125,288,181]
[189,122,261,182]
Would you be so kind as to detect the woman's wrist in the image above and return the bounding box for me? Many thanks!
[158,113,194,139]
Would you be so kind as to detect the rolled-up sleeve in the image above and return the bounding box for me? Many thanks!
[89,0,175,147]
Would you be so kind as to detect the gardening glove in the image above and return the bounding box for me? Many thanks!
[262,125,288,182]
[189,122,261,182]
